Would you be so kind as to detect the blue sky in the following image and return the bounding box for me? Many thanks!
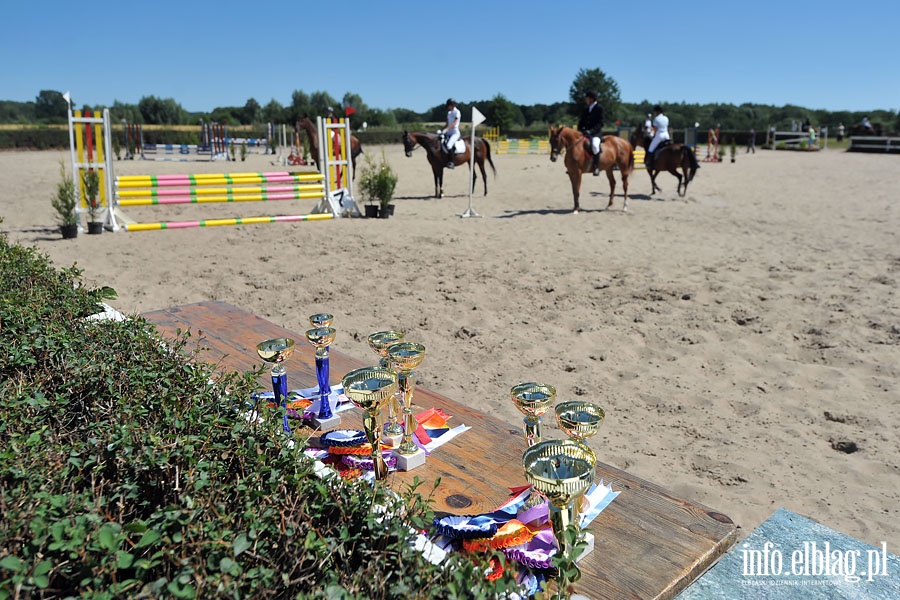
[4,0,898,115]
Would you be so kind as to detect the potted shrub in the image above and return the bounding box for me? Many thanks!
[52,165,78,239]
[359,150,398,218]
[82,169,104,234]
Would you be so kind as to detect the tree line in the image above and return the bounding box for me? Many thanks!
[3,72,898,136]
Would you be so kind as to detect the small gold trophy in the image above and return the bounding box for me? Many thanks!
[555,401,605,467]
[341,366,399,480]
[510,382,557,447]
[367,330,405,444]
[387,341,426,471]
[309,313,334,328]
[256,337,296,433]
[305,326,340,429]
[523,439,595,593]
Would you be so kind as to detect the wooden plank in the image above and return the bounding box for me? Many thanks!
[142,301,738,599]
[678,508,900,599]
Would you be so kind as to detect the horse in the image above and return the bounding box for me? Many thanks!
[547,126,634,213]
[629,128,699,197]
[295,116,363,177]
[401,131,496,199]
[849,122,883,137]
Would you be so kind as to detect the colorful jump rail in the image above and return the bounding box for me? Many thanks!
[115,171,330,232]
[496,139,550,155]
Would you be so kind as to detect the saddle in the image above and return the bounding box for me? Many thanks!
[440,133,466,154]
[581,135,603,154]
[649,139,672,159]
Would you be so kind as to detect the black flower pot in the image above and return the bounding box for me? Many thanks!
[379,204,395,218]
[60,224,78,239]
[364,204,379,218]
[87,221,104,234]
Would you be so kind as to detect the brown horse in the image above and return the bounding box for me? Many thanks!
[629,128,699,197]
[296,116,363,177]
[401,131,496,198]
[548,126,633,213]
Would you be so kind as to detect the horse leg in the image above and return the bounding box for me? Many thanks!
[479,159,489,195]
[570,172,581,213]
[670,169,683,196]
[605,168,616,209]
[621,170,629,212]
[432,164,443,198]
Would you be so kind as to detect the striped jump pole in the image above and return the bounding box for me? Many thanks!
[124,213,334,232]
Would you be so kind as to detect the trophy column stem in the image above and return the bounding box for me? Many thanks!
[315,349,332,419]
[397,371,419,454]
[271,366,291,433]
[548,501,584,594]
[523,415,542,447]
[363,411,388,480]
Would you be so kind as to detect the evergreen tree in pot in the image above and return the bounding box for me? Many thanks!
[82,169,104,234]
[52,164,78,239]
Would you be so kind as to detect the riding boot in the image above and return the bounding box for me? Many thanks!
[592,152,600,176]
[645,150,654,172]
[447,148,455,169]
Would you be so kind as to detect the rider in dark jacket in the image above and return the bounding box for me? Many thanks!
[578,90,604,176]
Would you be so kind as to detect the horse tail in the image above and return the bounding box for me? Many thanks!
[685,146,700,182]
[482,138,497,176]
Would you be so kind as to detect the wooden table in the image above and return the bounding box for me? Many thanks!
[143,301,737,599]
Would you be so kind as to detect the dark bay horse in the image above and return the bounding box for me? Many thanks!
[548,126,633,213]
[630,128,699,197]
[296,116,363,177]
[401,131,496,198]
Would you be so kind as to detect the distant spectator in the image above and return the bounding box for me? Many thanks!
[836,122,845,142]
[747,128,756,154]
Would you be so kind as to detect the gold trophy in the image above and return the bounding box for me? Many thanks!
[523,439,595,593]
[510,382,557,447]
[341,366,399,480]
[305,326,340,429]
[386,341,426,471]
[309,313,333,328]
[367,330,405,444]
[555,401,605,467]
[256,337,296,433]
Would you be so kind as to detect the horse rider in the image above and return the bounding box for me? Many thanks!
[646,105,670,171]
[578,90,605,176]
[442,98,461,168]
[643,113,653,157]
[861,115,874,132]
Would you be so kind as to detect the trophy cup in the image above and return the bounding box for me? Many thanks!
[341,366,399,481]
[367,330,405,445]
[555,401,605,467]
[523,439,595,592]
[510,382,557,448]
[305,326,340,429]
[386,341,426,471]
[256,337,296,434]
[309,313,333,328]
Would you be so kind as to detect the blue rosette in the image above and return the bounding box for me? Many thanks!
[320,429,367,448]
[431,515,500,540]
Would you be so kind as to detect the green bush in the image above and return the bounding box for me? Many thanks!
[359,150,399,209]
[0,234,521,599]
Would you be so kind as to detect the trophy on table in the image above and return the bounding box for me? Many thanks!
[309,313,333,328]
[523,439,595,593]
[386,341,426,471]
[341,366,399,481]
[510,382,557,448]
[305,325,340,429]
[555,401,605,467]
[256,337,296,433]
[367,330,405,445]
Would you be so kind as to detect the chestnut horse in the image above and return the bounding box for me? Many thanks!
[401,131,495,198]
[629,128,699,197]
[548,126,633,213]
[296,116,363,177]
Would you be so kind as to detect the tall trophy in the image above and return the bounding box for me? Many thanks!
[555,401,605,467]
[510,382,557,447]
[523,439,595,593]
[305,326,340,429]
[256,337,296,433]
[341,366,399,481]
[367,330,405,444]
[387,341,426,471]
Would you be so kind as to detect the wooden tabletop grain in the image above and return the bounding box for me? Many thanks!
[142,300,737,599]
